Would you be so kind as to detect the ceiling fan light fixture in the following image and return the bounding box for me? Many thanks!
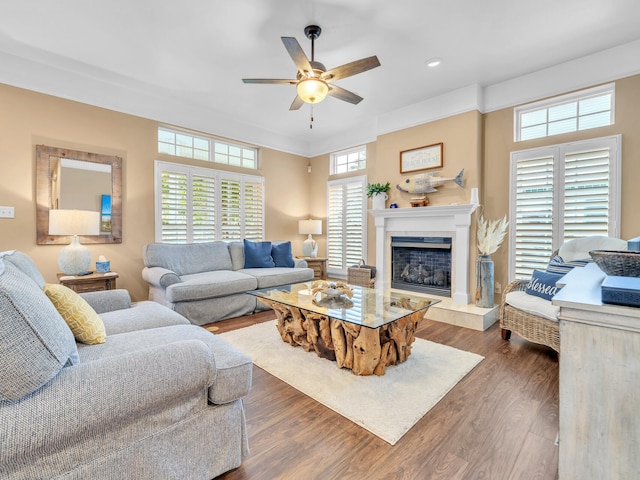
[296,77,329,104]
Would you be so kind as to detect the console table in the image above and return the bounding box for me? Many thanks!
[552,263,640,478]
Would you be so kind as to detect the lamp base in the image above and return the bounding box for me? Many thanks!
[302,235,318,258]
[58,235,92,275]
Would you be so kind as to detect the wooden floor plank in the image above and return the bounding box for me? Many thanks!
[212,312,559,480]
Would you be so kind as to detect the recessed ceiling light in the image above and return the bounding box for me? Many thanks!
[425,58,442,68]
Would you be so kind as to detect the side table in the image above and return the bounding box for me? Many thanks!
[300,257,327,280]
[57,272,119,293]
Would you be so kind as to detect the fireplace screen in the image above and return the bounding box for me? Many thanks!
[391,236,452,297]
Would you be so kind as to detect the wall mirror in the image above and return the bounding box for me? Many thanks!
[36,144,122,244]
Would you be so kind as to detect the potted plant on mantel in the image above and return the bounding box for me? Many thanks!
[367,182,391,210]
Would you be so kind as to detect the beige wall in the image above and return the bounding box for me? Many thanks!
[308,111,482,285]
[483,74,640,296]
[2,74,638,304]
[0,84,308,301]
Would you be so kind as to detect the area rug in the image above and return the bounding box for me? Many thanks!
[218,320,483,445]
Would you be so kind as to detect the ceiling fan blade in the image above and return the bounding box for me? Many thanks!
[323,56,380,82]
[289,95,305,111]
[242,78,296,84]
[281,37,313,74]
[328,85,364,105]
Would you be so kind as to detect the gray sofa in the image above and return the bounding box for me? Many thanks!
[0,250,252,480]
[142,241,314,325]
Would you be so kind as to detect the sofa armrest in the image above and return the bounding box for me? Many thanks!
[294,258,308,268]
[142,266,182,288]
[0,340,216,466]
[79,289,132,314]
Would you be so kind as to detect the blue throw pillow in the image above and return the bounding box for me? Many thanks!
[546,255,591,275]
[271,241,295,268]
[243,240,275,268]
[525,269,564,300]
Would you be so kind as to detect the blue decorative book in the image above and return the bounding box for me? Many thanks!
[601,275,640,307]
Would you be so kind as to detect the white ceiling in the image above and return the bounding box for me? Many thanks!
[1,0,640,157]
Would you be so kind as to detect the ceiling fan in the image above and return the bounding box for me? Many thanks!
[242,25,380,111]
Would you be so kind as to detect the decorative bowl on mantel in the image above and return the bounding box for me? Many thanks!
[589,250,640,277]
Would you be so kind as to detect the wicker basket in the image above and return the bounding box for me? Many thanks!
[347,266,375,288]
[589,250,640,277]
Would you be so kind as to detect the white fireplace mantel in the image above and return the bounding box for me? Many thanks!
[370,203,479,304]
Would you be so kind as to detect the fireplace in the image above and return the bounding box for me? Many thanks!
[370,203,478,304]
[391,236,452,296]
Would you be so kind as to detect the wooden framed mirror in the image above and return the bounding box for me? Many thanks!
[36,144,122,244]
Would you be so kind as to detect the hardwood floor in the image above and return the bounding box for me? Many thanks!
[209,311,559,480]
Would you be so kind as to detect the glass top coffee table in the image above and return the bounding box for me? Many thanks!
[248,281,439,376]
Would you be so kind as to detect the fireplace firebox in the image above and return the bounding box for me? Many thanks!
[391,236,452,297]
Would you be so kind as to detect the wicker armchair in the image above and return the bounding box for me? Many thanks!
[500,235,627,353]
[500,279,560,352]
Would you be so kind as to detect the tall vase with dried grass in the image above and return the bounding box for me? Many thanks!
[475,215,508,308]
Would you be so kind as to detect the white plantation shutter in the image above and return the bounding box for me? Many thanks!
[155,161,264,243]
[159,169,189,243]
[327,176,367,277]
[220,178,241,240]
[511,153,555,278]
[191,172,216,242]
[243,179,264,241]
[509,136,620,280]
[563,148,610,239]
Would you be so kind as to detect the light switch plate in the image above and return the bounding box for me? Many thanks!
[0,206,15,218]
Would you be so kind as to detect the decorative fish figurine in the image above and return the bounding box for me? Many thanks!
[396,168,464,194]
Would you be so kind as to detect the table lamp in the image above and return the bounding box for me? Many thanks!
[49,209,100,275]
[298,219,322,258]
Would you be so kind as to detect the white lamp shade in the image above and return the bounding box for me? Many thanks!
[298,219,322,235]
[49,209,100,236]
[49,209,99,275]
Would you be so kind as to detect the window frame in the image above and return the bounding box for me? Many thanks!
[508,134,621,280]
[154,160,265,243]
[514,83,615,142]
[330,145,367,175]
[326,175,368,278]
[158,126,259,169]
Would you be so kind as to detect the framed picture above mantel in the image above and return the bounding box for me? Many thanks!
[400,142,443,174]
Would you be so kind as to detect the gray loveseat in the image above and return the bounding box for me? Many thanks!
[142,241,314,325]
[0,250,252,480]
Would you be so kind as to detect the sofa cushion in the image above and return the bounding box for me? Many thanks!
[525,269,564,300]
[243,239,275,268]
[99,300,191,335]
[167,270,258,303]
[228,241,245,271]
[271,241,295,268]
[76,324,252,404]
[43,283,106,344]
[143,242,232,275]
[505,290,560,322]
[0,260,79,401]
[242,267,315,289]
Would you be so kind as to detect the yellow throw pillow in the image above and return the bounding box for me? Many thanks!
[43,283,106,345]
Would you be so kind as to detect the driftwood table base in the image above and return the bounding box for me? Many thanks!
[258,298,426,376]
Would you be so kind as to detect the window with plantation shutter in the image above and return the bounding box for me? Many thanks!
[327,176,367,277]
[155,161,264,243]
[509,135,621,280]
